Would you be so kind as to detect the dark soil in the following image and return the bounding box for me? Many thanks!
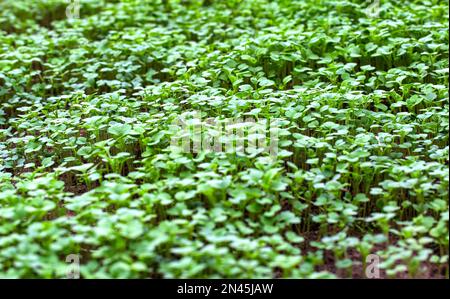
[301,231,448,279]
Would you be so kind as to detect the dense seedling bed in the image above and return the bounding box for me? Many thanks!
[0,0,448,278]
